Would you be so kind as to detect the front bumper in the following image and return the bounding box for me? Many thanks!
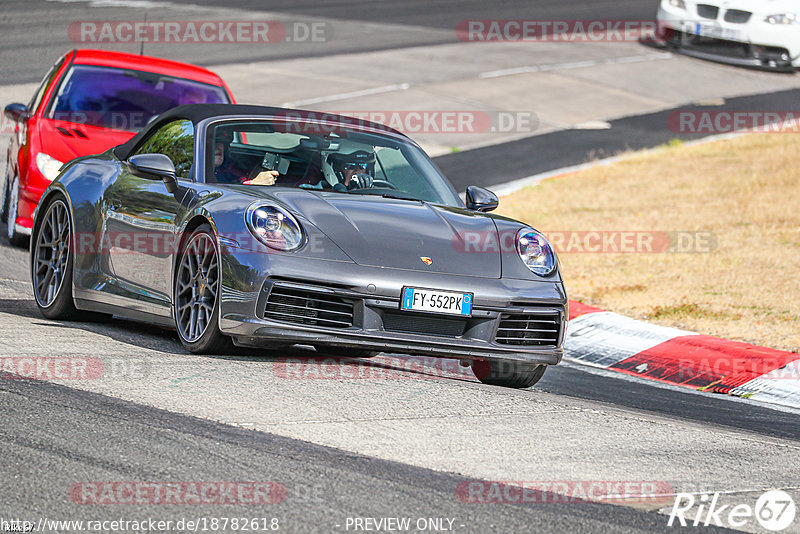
[657,5,800,70]
[218,247,567,365]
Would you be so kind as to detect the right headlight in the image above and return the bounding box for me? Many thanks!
[765,13,798,24]
[245,203,304,251]
[667,0,686,9]
[516,228,556,277]
[36,152,64,182]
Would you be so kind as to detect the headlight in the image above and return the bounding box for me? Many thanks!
[516,228,556,277]
[765,13,798,24]
[245,203,304,251]
[667,0,686,9]
[36,153,64,181]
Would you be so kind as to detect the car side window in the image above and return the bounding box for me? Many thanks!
[28,55,66,114]
[134,119,195,179]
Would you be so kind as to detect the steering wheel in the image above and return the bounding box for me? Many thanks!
[371,179,397,190]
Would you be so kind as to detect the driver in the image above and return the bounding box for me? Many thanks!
[327,150,375,191]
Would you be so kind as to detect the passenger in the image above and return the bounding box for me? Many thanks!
[213,131,247,184]
[213,131,279,185]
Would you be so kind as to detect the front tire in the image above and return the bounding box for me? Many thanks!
[6,174,26,247]
[31,196,79,319]
[1,161,10,222]
[174,224,232,354]
[472,360,546,389]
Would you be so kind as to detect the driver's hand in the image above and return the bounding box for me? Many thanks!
[348,172,373,189]
[245,170,279,186]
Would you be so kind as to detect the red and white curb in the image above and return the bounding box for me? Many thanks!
[565,302,800,409]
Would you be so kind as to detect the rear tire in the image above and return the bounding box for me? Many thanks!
[174,224,233,354]
[472,360,546,389]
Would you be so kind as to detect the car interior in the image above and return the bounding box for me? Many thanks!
[210,124,447,203]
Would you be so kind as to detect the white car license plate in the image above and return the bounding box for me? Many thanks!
[400,287,473,317]
[694,23,742,42]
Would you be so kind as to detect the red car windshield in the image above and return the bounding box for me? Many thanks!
[48,64,229,131]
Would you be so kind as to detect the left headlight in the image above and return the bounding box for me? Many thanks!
[765,13,798,24]
[36,153,64,181]
[516,228,556,277]
[245,203,304,251]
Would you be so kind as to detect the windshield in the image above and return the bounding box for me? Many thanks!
[208,120,462,206]
[49,64,229,131]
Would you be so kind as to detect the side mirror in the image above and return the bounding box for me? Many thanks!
[4,103,29,123]
[127,153,178,194]
[465,185,499,212]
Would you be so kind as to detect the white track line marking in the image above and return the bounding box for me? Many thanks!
[47,0,179,7]
[282,53,672,110]
[572,120,612,130]
[282,83,410,108]
[479,52,673,79]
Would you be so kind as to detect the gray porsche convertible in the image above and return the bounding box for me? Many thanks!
[29,104,567,388]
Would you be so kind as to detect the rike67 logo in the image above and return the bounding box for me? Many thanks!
[668,490,796,531]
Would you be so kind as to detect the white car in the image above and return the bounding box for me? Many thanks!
[656,0,800,70]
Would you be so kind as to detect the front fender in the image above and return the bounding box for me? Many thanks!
[183,187,354,263]
[33,154,122,293]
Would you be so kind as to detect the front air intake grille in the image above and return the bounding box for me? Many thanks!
[262,285,354,328]
[696,4,720,19]
[495,313,561,346]
[724,9,751,23]
[383,312,467,337]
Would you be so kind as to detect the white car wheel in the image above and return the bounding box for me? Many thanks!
[6,174,23,245]
[0,162,9,221]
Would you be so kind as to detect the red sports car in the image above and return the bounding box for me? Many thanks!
[2,49,235,245]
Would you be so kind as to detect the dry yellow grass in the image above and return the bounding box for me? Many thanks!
[497,133,800,353]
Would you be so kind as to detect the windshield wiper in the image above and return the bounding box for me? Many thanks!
[381,193,423,202]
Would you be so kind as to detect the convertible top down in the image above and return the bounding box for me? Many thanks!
[30,104,567,388]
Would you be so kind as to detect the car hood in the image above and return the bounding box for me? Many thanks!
[36,118,135,163]
[253,189,504,278]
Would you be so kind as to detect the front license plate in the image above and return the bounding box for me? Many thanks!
[694,23,742,42]
[401,287,473,317]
